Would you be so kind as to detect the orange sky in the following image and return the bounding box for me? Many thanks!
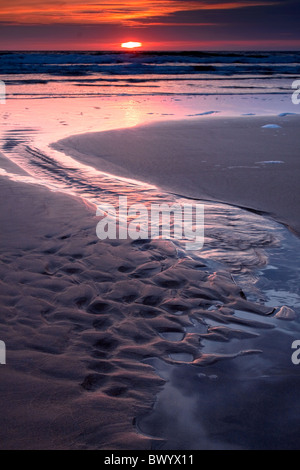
[0,0,299,50]
[0,1,279,25]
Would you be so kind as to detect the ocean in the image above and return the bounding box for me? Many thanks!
[1,50,300,99]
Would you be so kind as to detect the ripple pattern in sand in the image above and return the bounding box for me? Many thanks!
[1,139,300,449]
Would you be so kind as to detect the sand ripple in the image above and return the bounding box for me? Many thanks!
[0,139,299,449]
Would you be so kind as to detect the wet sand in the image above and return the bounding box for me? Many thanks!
[54,114,300,235]
[2,172,296,449]
[0,176,176,449]
[1,113,300,449]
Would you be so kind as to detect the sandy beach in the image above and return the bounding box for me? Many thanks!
[1,110,300,449]
[54,114,300,235]
[1,170,299,449]
[2,172,284,449]
[0,175,168,449]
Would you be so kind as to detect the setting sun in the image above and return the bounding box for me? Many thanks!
[121,42,142,49]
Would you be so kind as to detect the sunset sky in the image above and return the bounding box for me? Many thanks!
[0,0,300,50]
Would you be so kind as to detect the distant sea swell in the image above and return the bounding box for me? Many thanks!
[1,51,300,98]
